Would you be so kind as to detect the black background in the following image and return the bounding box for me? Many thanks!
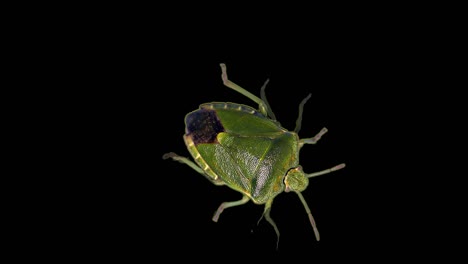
[41,7,458,262]
[76,50,406,261]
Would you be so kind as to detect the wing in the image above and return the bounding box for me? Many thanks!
[196,131,299,204]
[200,103,285,136]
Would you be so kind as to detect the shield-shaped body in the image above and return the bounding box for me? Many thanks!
[183,102,300,204]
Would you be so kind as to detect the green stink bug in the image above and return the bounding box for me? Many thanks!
[163,63,345,247]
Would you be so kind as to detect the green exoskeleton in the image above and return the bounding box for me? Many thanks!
[163,63,345,248]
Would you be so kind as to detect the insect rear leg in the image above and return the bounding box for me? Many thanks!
[212,194,250,222]
[162,152,222,185]
[219,63,270,117]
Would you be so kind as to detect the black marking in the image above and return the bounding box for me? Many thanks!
[185,109,225,144]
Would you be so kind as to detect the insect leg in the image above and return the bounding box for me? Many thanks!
[305,163,346,178]
[260,79,277,120]
[299,127,328,148]
[212,194,250,222]
[162,152,221,184]
[258,200,280,249]
[294,93,312,133]
[219,63,270,117]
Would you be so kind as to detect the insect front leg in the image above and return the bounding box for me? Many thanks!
[257,199,280,249]
[299,127,329,148]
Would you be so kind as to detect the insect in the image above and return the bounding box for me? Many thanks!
[163,63,345,247]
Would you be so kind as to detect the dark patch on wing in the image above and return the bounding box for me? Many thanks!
[185,109,225,144]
